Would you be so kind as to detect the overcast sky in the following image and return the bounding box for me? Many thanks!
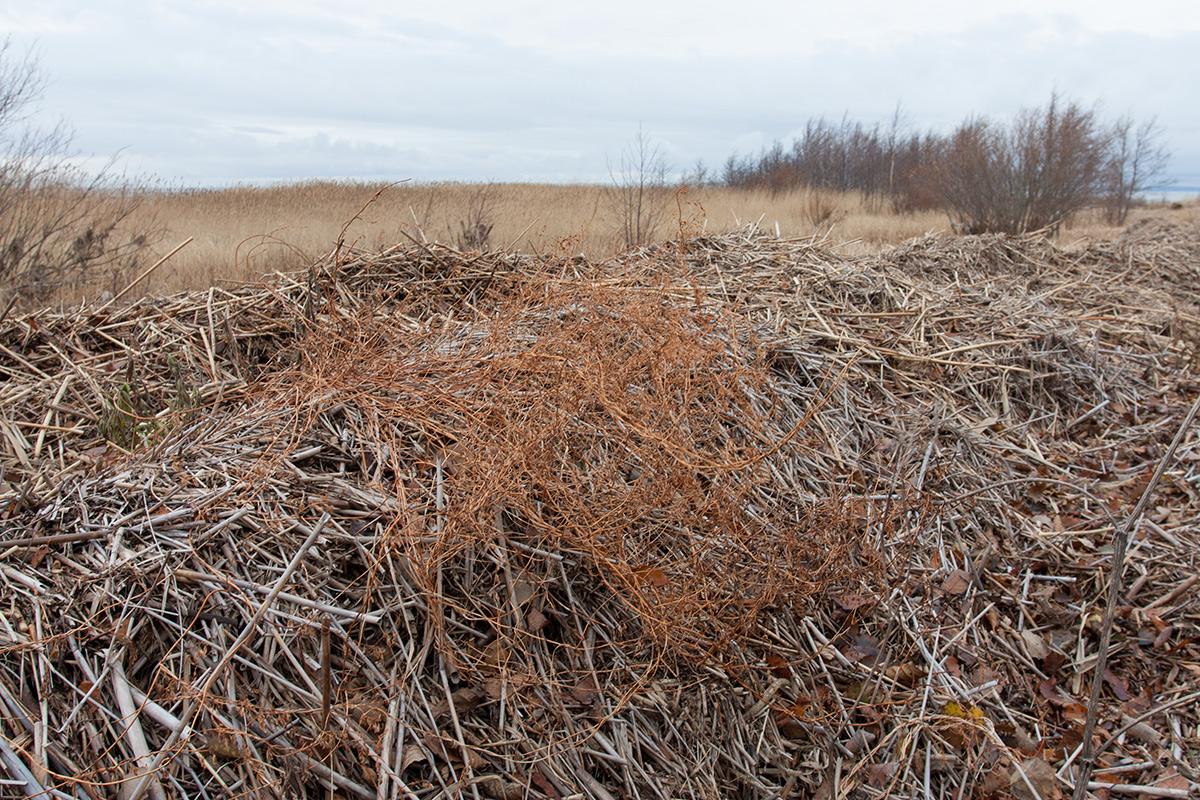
[3,1,1198,189]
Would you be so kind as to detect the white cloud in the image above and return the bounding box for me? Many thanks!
[2,1,1195,186]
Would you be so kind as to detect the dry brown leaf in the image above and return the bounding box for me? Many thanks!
[400,743,428,770]
[636,566,671,588]
[1039,677,1064,705]
[837,592,876,611]
[430,685,488,720]
[482,639,507,671]
[1008,756,1062,800]
[1150,768,1189,792]
[942,569,971,595]
[765,653,791,678]
[866,762,899,788]
[1102,668,1132,701]
[570,675,599,705]
[842,633,880,665]
[422,732,488,770]
[480,777,527,800]
[1021,629,1051,660]
[352,701,388,733]
[885,662,925,685]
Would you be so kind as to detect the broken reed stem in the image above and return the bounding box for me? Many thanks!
[124,512,331,800]
[4,225,1200,800]
[321,615,332,730]
[1070,393,1200,800]
[96,236,193,313]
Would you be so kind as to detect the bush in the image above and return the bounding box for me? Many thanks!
[607,126,671,248]
[0,38,158,304]
[1102,116,1170,226]
[937,96,1108,234]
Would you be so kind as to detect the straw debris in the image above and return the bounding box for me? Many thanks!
[2,222,1198,799]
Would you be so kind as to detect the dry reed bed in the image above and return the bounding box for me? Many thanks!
[1,223,1198,800]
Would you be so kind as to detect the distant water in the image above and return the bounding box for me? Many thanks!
[1139,187,1200,203]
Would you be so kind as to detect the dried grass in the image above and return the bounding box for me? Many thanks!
[125,182,959,297]
[2,219,1199,799]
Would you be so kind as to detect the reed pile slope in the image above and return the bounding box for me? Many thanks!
[1,223,1199,799]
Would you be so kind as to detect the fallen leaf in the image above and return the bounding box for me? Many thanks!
[352,701,388,733]
[422,732,488,770]
[526,609,549,632]
[511,576,538,608]
[430,686,488,720]
[1150,768,1189,792]
[1009,757,1062,800]
[480,777,527,800]
[942,570,971,595]
[482,639,507,671]
[204,730,248,760]
[642,567,670,588]
[813,765,837,800]
[943,701,984,720]
[775,700,810,738]
[570,675,599,705]
[1021,630,1050,660]
[866,762,899,788]
[843,633,880,666]
[1062,702,1088,723]
[765,653,791,678]
[1102,669,1132,701]
[844,729,876,754]
[982,762,1010,795]
[1039,678,1063,704]
[400,743,428,770]
[885,662,925,686]
[837,592,876,611]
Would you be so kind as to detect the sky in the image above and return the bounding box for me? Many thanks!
[2,1,1198,189]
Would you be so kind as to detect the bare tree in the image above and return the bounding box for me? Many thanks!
[607,125,671,248]
[1103,116,1170,225]
[0,38,157,304]
[937,94,1110,234]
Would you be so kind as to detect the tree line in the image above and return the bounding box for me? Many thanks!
[716,96,1169,233]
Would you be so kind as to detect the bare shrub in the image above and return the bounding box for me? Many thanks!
[801,187,845,228]
[454,183,496,252]
[936,95,1109,234]
[1102,116,1170,225]
[0,39,158,304]
[607,125,671,248]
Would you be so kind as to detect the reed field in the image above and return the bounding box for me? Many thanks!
[122,181,1199,298]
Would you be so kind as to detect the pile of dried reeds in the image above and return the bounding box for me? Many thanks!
[1,222,1198,800]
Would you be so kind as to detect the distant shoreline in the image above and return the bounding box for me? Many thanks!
[1141,187,1200,203]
